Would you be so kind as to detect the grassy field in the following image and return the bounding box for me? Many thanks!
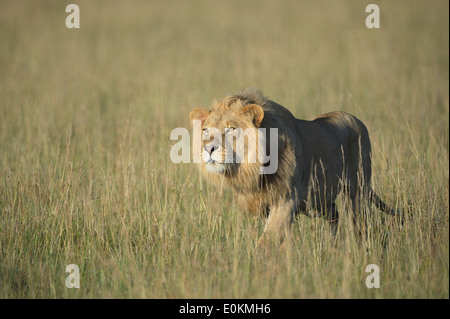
[0,0,448,298]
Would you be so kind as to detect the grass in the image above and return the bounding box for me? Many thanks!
[0,0,448,298]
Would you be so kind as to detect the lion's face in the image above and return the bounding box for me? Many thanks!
[190,102,264,175]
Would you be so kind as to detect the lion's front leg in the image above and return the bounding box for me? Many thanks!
[258,199,295,247]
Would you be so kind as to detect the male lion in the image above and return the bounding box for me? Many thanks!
[190,88,398,245]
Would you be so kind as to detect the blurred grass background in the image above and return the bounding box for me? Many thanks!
[0,0,448,298]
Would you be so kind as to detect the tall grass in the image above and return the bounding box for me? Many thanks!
[0,0,448,298]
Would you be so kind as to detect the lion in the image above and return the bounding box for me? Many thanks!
[190,88,399,245]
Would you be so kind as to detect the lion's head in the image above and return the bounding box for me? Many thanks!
[190,96,265,178]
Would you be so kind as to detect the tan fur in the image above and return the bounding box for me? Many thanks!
[190,88,398,245]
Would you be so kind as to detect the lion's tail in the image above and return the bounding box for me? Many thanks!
[369,189,401,216]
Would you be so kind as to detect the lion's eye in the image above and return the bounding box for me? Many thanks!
[203,128,209,135]
[226,127,235,134]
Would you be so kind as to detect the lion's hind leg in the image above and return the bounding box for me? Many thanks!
[325,202,339,236]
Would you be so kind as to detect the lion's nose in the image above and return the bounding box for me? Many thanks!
[204,145,217,155]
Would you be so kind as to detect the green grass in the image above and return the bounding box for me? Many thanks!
[0,0,448,298]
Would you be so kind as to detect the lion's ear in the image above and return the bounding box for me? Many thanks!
[240,104,264,127]
[190,107,210,124]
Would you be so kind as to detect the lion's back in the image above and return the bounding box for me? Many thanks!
[310,111,370,143]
